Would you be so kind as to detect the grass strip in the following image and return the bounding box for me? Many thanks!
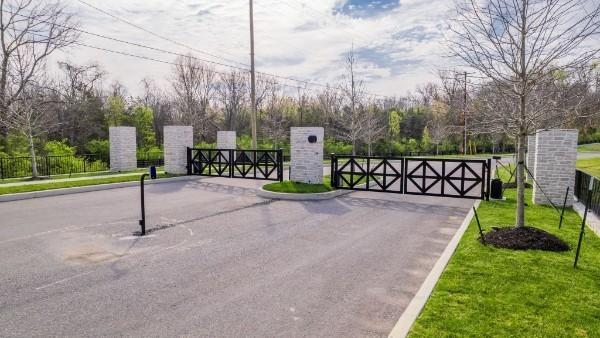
[263,175,333,194]
[0,172,178,195]
[409,188,600,337]
[577,157,600,178]
[578,143,600,152]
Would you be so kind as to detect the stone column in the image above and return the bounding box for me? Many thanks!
[164,126,193,174]
[533,129,578,206]
[109,126,137,172]
[290,127,324,184]
[217,131,236,161]
[217,131,236,149]
[526,135,536,181]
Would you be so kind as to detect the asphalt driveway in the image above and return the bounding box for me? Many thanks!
[0,177,473,337]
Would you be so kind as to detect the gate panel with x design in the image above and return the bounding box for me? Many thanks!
[331,155,491,200]
[187,148,283,182]
[331,156,404,194]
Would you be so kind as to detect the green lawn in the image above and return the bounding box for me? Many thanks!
[578,143,600,152]
[262,178,333,193]
[409,188,600,337]
[578,157,600,178]
[0,172,179,195]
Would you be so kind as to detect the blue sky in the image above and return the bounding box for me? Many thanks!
[334,0,401,18]
[54,0,457,97]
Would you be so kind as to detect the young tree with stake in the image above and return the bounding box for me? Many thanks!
[448,0,600,227]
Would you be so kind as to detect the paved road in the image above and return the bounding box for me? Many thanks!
[0,177,473,337]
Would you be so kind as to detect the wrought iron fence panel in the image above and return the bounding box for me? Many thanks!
[188,148,282,181]
[0,154,108,179]
[332,155,404,193]
[575,170,600,217]
[331,155,491,200]
[403,158,489,200]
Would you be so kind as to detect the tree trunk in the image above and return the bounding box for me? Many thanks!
[28,132,39,178]
[515,0,528,228]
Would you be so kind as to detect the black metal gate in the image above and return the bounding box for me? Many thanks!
[331,155,491,200]
[187,148,283,182]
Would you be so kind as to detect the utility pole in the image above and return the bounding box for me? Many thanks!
[463,71,468,155]
[249,0,258,149]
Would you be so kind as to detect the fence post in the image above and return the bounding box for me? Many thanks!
[0,157,3,179]
[229,149,234,178]
[486,158,492,201]
[278,148,283,182]
[45,156,50,177]
[330,153,335,187]
[186,147,192,175]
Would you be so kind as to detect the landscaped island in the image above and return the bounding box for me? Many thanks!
[262,179,333,194]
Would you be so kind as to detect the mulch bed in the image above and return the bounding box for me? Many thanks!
[482,226,570,252]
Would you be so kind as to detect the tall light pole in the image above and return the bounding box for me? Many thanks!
[249,0,258,149]
[463,71,468,155]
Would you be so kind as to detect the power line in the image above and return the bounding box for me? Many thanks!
[69,11,393,98]
[2,11,354,93]
[3,9,397,99]
[73,1,397,98]
[75,0,250,68]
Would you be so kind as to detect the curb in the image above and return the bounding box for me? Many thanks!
[388,200,481,338]
[256,187,353,200]
[0,176,200,203]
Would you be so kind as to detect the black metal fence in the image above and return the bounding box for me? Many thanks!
[137,151,164,168]
[187,148,283,181]
[331,154,491,200]
[0,151,166,179]
[0,154,108,179]
[575,170,600,217]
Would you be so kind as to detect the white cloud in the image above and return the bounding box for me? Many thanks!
[51,0,456,97]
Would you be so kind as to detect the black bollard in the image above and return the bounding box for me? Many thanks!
[138,166,157,236]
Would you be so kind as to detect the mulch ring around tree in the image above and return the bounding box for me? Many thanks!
[482,226,570,252]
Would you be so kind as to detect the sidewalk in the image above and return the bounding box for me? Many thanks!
[573,201,600,236]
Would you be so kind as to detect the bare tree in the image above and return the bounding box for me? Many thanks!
[54,61,104,146]
[140,78,172,143]
[362,100,387,155]
[448,0,600,227]
[317,85,343,137]
[0,0,79,115]
[217,70,248,132]
[260,79,288,147]
[171,55,217,141]
[428,100,453,154]
[0,85,58,177]
[334,48,368,155]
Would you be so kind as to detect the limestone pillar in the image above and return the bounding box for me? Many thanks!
[533,129,578,206]
[164,126,193,174]
[526,135,536,181]
[109,127,137,172]
[217,131,236,149]
[290,127,324,184]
